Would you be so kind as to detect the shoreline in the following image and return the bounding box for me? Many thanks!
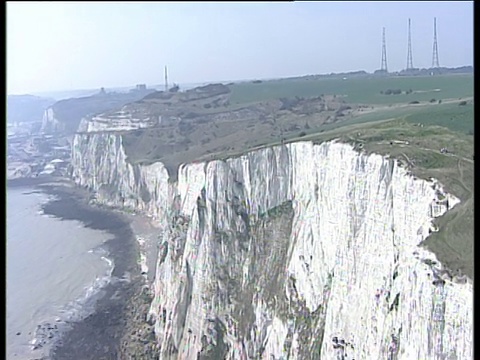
[9,176,158,359]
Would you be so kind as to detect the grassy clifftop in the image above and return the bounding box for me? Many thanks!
[122,84,352,179]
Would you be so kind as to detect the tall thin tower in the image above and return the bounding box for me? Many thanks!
[164,66,168,92]
[432,17,440,68]
[381,27,388,72]
[406,18,414,70]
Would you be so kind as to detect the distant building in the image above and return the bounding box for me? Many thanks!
[130,84,148,93]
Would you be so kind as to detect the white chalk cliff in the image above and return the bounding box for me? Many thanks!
[41,107,64,134]
[71,128,473,359]
[76,107,159,133]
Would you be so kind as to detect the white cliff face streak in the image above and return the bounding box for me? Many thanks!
[71,131,472,360]
[41,108,64,134]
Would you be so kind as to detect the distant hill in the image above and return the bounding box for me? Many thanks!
[32,84,174,101]
[7,95,56,124]
[42,88,157,134]
[396,66,474,76]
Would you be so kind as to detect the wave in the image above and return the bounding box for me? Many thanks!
[29,250,115,356]
[60,248,115,321]
[100,256,114,272]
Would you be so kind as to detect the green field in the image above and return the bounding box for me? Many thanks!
[229,74,473,105]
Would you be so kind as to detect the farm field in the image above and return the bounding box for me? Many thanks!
[229,74,473,106]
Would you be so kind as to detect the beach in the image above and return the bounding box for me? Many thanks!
[8,176,158,360]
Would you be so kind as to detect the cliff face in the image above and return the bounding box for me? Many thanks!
[41,107,65,134]
[76,109,160,132]
[71,131,472,360]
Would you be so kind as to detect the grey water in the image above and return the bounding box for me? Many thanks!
[6,187,113,360]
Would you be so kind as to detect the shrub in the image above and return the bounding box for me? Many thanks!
[383,89,402,95]
[169,84,180,93]
[279,97,300,111]
[299,131,307,137]
[178,120,194,133]
[409,101,419,104]
[459,101,467,106]
[184,112,197,119]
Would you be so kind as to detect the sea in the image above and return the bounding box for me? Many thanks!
[6,187,114,360]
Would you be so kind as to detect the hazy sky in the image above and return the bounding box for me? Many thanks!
[7,1,473,95]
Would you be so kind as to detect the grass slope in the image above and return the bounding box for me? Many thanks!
[316,100,474,135]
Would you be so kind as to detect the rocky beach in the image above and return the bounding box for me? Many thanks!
[8,176,159,360]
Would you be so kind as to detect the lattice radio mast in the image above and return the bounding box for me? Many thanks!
[406,18,414,70]
[432,17,440,68]
[381,27,388,72]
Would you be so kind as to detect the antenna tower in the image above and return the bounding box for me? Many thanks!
[432,17,440,68]
[406,18,414,70]
[381,27,388,72]
[164,66,168,92]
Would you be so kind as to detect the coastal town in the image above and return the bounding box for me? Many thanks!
[7,122,71,180]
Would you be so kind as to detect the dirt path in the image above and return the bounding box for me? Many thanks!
[391,142,474,165]
[455,158,473,200]
[418,146,474,164]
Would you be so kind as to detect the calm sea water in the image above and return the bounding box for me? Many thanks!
[6,187,113,359]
